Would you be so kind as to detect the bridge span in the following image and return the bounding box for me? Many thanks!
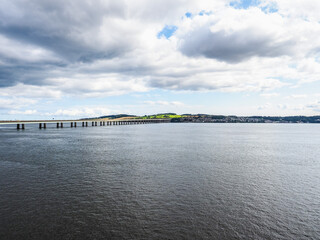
[0,118,171,130]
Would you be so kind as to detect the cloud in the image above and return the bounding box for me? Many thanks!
[260,93,279,98]
[0,83,62,98]
[277,104,287,110]
[42,106,124,118]
[258,103,272,110]
[269,0,320,22]
[47,108,111,117]
[143,100,184,106]
[1,0,320,118]
[285,94,307,99]
[0,97,37,110]
[8,109,37,115]
[177,8,297,63]
[306,101,320,112]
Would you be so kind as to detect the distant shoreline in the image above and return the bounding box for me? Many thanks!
[2,114,320,124]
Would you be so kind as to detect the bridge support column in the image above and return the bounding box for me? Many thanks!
[82,122,85,127]
[17,124,20,130]
[86,122,88,127]
[60,123,63,128]
[103,121,105,126]
[100,121,102,126]
[71,122,73,128]
[74,122,77,127]
[57,122,59,128]
[39,123,42,129]
[95,122,97,126]
[22,124,25,130]
[43,123,46,128]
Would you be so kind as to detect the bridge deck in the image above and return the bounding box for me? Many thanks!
[0,119,171,129]
[0,119,169,125]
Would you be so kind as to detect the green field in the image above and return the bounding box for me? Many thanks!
[139,114,184,119]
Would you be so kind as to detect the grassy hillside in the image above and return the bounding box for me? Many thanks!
[139,113,184,119]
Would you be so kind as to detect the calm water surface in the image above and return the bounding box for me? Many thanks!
[0,123,319,239]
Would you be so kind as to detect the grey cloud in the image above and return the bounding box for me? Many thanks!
[0,61,64,87]
[179,25,296,63]
[0,0,132,63]
[0,0,141,88]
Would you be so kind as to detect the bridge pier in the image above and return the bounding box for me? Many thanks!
[100,121,102,126]
[86,122,88,127]
[60,122,63,128]
[82,122,84,127]
[57,122,59,128]
[74,122,77,127]
[71,122,73,128]
[95,122,97,126]
[92,121,94,126]
[103,121,105,126]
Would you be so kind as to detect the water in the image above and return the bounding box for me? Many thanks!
[0,123,319,239]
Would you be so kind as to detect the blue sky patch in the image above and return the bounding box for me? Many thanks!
[157,25,178,39]
[199,10,213,16]
[230,0,278,12]
[185,12,192,18]
[260,4,278,13]
[230,0,260,9]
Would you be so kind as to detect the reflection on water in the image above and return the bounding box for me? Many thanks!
[0,123,319,239]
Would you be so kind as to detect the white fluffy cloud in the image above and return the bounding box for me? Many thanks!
[144,100,184,106]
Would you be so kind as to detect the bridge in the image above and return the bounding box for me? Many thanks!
[0,118,171,130]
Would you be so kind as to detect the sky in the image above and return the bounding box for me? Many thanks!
[1,0,320,119]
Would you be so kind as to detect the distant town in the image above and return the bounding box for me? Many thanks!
[95,113,320,124]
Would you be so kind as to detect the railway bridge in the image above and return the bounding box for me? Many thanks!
[0,118,170,130]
